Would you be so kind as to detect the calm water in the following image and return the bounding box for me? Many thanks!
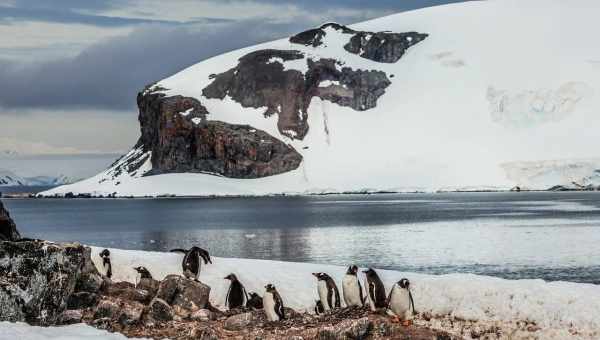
[5,192,600,284]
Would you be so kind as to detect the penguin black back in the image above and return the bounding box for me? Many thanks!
[246,292,263,310]
[364,268,386,308]
[312,272,341,309]
[99,249,112,279]
[170,246,211,280]
[225,273,248,309]
[265,284,285,320]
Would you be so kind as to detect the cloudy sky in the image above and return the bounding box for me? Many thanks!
[0,0,467,158]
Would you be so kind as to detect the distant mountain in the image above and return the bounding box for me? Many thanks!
[45,0,600,197]
[0,169,72,187]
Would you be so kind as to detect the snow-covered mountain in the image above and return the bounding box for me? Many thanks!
[45,0,600,197]
[0,169,72,187]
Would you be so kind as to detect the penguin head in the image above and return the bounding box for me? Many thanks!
[224,273,238,281]
[362,268,377,277]
[312,272,331,281]
[249,292,259,299]
[265,284,277,293]
[398,278,410,289]
[100,249,110,258]
[133,266,149,274]
[346,265,359,275]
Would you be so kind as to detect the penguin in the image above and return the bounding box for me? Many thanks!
[246,292,263,310]
[263,284,285,321]
[224,273,248,310]
[170,246,211,281]
[363,268,386,311]
[386,278,416,325]
[314,300,325,315]
[99,249,112,279]
[133,266,153,287]
[342,265,364,307]
[312,272,340,311]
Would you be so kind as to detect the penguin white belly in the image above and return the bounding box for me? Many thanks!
[263,292,280,321]
[388,286,413,320]
[317,281,331,310]
[135,272,141,287]
[364,278,376,311]
[342,275,361,307]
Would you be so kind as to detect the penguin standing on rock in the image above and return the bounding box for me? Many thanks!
[312,272,340,311]
[342,265,364,307]
[386,278,416,325]
[263,284,285,321]
[170,246,211,281]
[133,266,153,287]
[224,273,248,309]
[99,249,112,279]
[363,268,386,311]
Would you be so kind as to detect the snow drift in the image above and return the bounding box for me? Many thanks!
[45,0,600,197]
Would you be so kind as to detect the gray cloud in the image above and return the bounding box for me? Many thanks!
[0,20,315,111]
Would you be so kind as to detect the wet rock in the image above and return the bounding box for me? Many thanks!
[224,311,254,331]
[0,241,101,325]
[0,200,20,241]
[149,298,173,322]
[60,309,83,325]
[94,299,120,319]
[67,292,99,309]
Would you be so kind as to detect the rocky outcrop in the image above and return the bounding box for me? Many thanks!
[0,200,20,241]
[106,22,427,182]
[134,89,302,179]
[290,22,428,63]
[0,241,102,325]
[203,50,391,140]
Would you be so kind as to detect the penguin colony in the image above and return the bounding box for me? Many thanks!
[99,248,416,323]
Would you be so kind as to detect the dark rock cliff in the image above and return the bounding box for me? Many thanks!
[290,23,428,63]
[135,90,302,179]
[0,200,20,241]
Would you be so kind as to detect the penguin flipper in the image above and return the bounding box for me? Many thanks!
[358,280,365,306]
[274,292,285,320]
[385,287,393,308]
[170,248,188,254]
[225,285,232,308]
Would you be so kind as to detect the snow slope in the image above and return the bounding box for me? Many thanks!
[45,0,600,196]
[86,247,600,339]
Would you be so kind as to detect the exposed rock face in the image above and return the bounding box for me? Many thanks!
[0,241,102,325]
[135,90,302,179]
[290,22,428,63]
[0,200,20,241]
[203,50,391,140]
[155,274,211,318]
[105,22,426,181]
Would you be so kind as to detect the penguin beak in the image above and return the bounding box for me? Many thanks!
[311,272,318,277]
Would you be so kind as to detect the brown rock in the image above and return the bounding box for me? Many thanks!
[60,309,83,325]
[191,309,215,322]
[67,292,99,309]
[94,300,120,319]
[118,301,144,326]
[149,298,173,322]
[137,278,159,296]
[156,275,211,317]
[224,312,254,331]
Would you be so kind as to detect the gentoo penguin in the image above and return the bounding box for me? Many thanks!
[314,300,325,315]
[342,265,364,307]
[224,273,248,309]
[133,266,152,286]
[246,292,263,310]
[263,284,285,321]
[386,278,416,325]
[363,268,386,311]
[99,249,112,279]
[170,246,211,281]
[312,272,340,311]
